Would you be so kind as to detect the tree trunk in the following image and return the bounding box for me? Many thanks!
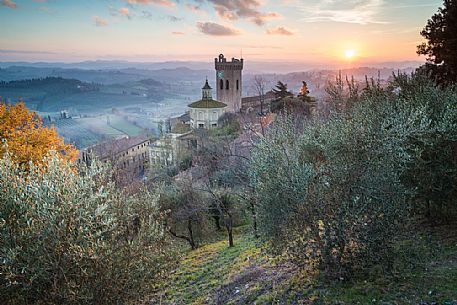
[226,216,234,247]
[250,200,259,238]
[168,220,197,250]
[187,219,196,250]
[213,214,222,231]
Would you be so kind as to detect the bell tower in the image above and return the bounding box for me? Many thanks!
[215,54,243,113]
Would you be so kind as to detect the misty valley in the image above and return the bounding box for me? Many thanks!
[0,63,418,149]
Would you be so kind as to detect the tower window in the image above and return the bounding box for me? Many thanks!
[236,80,239,90]
[226,80,229,90]
[220,79,224,90]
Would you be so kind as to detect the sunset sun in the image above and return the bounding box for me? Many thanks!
[344,49,356,59]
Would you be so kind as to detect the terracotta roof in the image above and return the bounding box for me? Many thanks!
[87,135,150,159]
[188,99,227,109]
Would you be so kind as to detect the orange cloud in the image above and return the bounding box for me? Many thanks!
[197,22,241,36]
[209,0,280,26]
[119,7,131,18]
[1,0,17,9]
[266,26,294,36]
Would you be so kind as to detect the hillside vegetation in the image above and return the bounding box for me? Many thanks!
[151,225,457,304]
[2,71,457,304]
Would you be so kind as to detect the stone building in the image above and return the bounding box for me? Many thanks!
[148,131,196,167]
[188,79,227,129]
[215,54,243,113]
[79,135,151,176]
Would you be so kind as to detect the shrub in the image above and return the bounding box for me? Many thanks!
[249,74,457,279]
[0,151,169,305]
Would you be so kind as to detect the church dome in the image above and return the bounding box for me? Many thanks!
[188,79,227,109]
[188,99,227,109]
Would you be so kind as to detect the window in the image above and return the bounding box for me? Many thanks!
[226,80,229,90]
[220,79,224,90]
[212,123,217,127]
[236,79,239,90]
[198,123,204,128]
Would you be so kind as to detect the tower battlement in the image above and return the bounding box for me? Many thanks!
[215,54,244,71]
[214,54,243,113]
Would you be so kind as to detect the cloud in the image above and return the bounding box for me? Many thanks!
[93,16,109,27]
[167,15,182,22]
[266,26,294,36]
[252,12,281,26]
[119,7,132,18]
[1,0,17,9]
[300,0,387,24]
[141,10,153,18]
[172,31,185,35]
[208,0,280,26]
[126,0,175,7]
[197,21,241,36]
[186,4,207,16]
[186,4,202,12]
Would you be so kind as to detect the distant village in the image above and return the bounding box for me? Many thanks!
[77,54,284,179]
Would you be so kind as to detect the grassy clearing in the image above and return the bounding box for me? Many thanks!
[149,225,457,305]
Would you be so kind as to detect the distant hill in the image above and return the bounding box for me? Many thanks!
[0,76,173,113]
[0,66,212,85]
[0,59,424,74]
[0,77,99,93]
[0,60,213,71]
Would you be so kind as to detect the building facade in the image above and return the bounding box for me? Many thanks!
[215,54,243,113]
[188,79,227,129]
[79,136,151,176]
[149,131,196,167]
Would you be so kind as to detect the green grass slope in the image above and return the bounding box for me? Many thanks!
[150,226,457,305]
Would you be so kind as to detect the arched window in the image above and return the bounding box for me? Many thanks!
[220,79,224,90]
[226,80,229,90]
[236,80,239,90]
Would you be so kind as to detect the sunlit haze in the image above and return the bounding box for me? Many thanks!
[0,0,442,66]
[344,49,356,59]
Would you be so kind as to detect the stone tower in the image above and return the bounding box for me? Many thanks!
[215,54,243,113]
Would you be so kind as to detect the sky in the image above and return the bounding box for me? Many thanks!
[0,0,443,65]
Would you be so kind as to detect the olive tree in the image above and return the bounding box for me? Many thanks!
[0,151,169,305]
[250,82,413,279]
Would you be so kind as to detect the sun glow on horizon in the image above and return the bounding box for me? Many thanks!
[344,49,356,59]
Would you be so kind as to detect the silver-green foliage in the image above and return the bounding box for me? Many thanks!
[249,74,457,279]
[0,152,167,304]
